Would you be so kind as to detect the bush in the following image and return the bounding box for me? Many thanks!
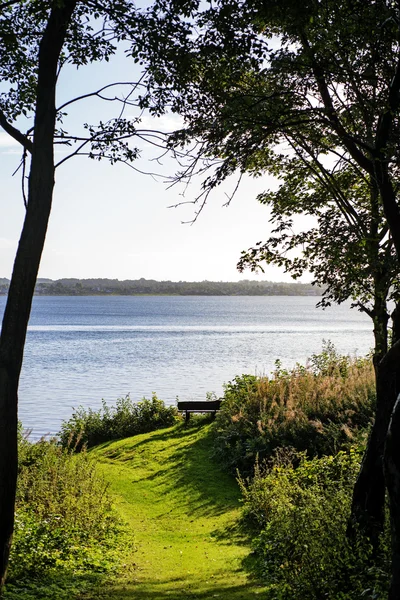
[4,436,123,599]
[212,343,375,473]
[59,393,178,450]
[238,449,390,600]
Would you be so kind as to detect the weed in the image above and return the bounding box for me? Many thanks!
[4,437,125,599]
[59,393,178,450]
[238,449,390,599]
[212,343,375,473]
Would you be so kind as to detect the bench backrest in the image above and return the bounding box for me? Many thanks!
[177,400,222,411]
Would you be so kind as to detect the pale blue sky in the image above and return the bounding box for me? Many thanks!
[0,44,309,283]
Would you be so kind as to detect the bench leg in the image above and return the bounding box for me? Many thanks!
[185,410,190,424]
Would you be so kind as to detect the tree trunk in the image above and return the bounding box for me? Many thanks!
[384,395,400,599]
[349,302,396,545]
[0,1,77,590]
[349,365,396,543]
[0,372,18,590]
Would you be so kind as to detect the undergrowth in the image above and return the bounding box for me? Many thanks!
[4,343,380,599]
[3,433,125,600]
[59,393,178,450]
[238,449,390,600]
[212,342,375,473]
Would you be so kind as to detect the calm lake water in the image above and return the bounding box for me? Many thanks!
[0,295,373,437]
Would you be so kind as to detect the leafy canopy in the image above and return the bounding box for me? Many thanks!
[135,0,400,313]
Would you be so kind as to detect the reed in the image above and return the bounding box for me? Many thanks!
[212,343,375,473]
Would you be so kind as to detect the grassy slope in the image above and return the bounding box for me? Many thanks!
[89,423,267,600]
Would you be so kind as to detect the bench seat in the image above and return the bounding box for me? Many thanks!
[177,400,222,422]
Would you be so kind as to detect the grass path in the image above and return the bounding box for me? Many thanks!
[90,423,267,599]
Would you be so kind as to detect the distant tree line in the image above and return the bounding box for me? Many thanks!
[0,277,322,297]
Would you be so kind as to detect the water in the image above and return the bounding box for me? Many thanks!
[0,295,373,437]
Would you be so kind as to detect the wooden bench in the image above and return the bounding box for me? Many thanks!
[177,400,222,423]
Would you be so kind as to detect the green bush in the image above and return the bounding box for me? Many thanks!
[212,343,375,473]
[239,449,390,600]
[59,393,178,450]
[4,436,123,599]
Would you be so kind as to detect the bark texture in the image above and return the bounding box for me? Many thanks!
[349,303,399,545]
[384,394,400,600]
[0,1,77,589]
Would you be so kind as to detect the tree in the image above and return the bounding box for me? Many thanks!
[135,0,400,593]
[237,147,400,546]
[4,0,400,593]
[0,0,187,588]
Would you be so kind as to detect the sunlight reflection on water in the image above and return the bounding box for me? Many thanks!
[0,295,373,437]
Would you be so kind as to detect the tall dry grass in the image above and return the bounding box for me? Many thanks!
[212,344,375,473]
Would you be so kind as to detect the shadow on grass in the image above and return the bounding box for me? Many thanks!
[98,572,267,600]
[210,518,252,546]
[93,424,267,599]
[100,423,242,519]
[3,570,109,600]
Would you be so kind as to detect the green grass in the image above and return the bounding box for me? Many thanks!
[88,422,267,599]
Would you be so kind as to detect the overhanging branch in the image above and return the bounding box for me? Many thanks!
[0,111,33,153]
[300,34,374,176]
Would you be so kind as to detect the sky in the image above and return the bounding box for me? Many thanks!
[0,35,310,284]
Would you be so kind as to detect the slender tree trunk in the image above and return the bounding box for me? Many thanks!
[349,300,395,545]
[0,1,77,590]
[384,395,400,600]
[384,309,400,598]
[0,372,18,591]
[349,361,397,541]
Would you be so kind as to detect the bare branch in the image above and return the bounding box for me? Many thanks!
[353,301,374,319]
[56,80,146,112]
[65,151,170,179]
[223,172,242,207]
[21,148,28,209]
[55,138,92,168]
[0,111,33,153]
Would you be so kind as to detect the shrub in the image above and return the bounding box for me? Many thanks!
[4,436,123,599]
[59,393,178,450]
[238,449,390,600]
[212,343,375,473]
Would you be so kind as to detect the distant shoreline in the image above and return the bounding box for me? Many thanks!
[0,277,321,297]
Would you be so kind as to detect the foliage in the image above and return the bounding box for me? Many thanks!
[140,0,400,265]
[238,163,398,315]
[137,1,400,584]
[238,449,390,600]
[0,0,162,163]
[59,393,178,450]
[27,277,321,296]
[0,0,191,587]
[212,343,375,474]
[3,436,124,599]
[139,0,400,354]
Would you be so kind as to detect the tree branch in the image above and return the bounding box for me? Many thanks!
[56,80,145,112]
[300,34,374,176]
[0,111,33,153]
[287,135,366,233]
[375,49,400,152]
